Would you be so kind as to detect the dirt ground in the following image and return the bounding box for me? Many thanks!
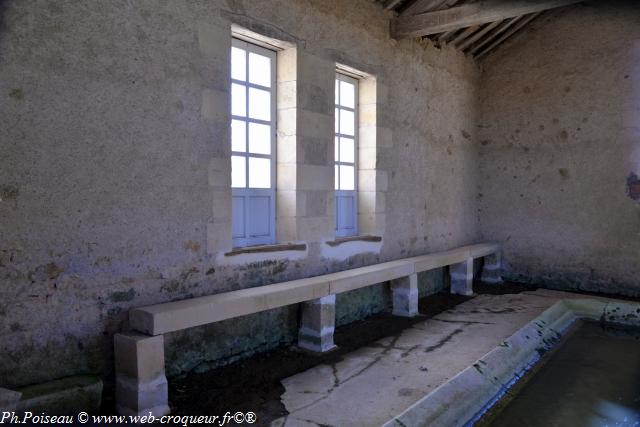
[166,282,536,425]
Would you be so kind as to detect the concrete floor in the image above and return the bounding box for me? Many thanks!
[272,289,612,427]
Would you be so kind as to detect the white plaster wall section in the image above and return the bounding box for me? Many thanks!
[320,239,383,260]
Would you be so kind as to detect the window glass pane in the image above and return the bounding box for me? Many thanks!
[232,197,245,238]
[340,80,355,108]
[335,79,339,105]
[334,137,339,162]
[339,165,355,190]
[335,164,339,190]
[248,157,271,188]
[339,109,355,136]
[231,47,246,81]
[231,155,246,188]
[248,122,271,155]
[231,83,246,117]
[340,137,355,164]
[248,87,270,121]
[248,52,271,87]
[231,120,246,152]
[334,107,339,133]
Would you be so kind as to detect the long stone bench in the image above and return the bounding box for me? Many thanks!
[114,242,502,415]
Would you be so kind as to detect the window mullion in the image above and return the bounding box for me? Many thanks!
[247,153,271,159]
[231,116,271,126]
[243,81,271,91]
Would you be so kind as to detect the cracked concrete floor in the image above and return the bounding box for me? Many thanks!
[271,289,613,427]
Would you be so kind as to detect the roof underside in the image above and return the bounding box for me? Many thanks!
[376,0,580,60]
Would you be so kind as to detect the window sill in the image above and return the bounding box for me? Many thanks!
[224,242,307,257]
[325,235,382,247]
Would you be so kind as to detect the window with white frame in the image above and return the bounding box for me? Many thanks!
[335,73,358,237]
[230,39,276,247]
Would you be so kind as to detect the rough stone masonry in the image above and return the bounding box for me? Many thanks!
[0,0,479,390]
[1,0,638,411]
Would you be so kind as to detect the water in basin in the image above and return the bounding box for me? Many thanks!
[478,320,640,427]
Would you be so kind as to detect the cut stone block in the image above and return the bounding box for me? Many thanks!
[465,242,500,258]
[391,273,419,317]
[114,333,169,416]
[328,260,414,295]
[15,376,101,415]
[450,258,474,296]
[130,243,501,337]
[298,294,336,352]
[408,248,468,273]
[130,276,329,335]
[480,251,503,284]
[0,387,21,412]
[116,375,169,417]
[406,242,500,273]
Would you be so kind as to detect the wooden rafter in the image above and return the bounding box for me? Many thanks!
[450,25,480,47]
[384,0,405,11]
[402,0,464,16]
[391,0,581,38]
[468,16,520,55]
[456,20,501,51]
[475,11,542,59]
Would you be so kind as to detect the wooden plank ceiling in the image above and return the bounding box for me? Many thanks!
[377,0,582,60]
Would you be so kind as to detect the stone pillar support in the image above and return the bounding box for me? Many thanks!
[450,258,474,296]
[480,251,503,284]
[391,273,419,317]
[114,333,170,416]
[298,294,337,352]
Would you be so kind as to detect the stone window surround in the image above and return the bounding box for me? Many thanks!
[206,22,390,259]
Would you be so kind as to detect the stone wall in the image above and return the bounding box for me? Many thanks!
[478,1,640,295]
[0,0,480,387]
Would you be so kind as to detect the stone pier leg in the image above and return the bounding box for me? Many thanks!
[480,251,503,284]
[450,258,474,296]
[391,273,419,317]
[114,333,170,416]
[298,294,337,352]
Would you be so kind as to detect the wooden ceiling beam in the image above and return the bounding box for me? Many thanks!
[402,0,450,16]
[391,0,581,38]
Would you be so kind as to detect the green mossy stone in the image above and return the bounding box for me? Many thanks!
[17,375,102,415]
